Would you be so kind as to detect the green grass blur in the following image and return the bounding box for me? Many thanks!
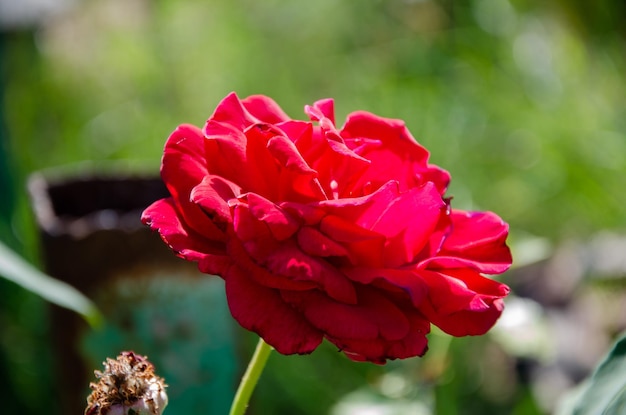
[1,0,626,414]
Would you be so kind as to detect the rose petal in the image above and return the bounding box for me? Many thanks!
[225,265,323,355]
[241,94,291,124]
[141,198,230,276]
[207,91,262,132]
[318,214,385,268]
[281,286,409,341]
[205,122,281,198]
[305,102,336,132]
[308,136,371,199]
[343,267,428,308]
[264,242,357,304]
[425,297,506,337]
[231,201,357,304]
[326,309,430,363]
[342,111,428,162]
[202,95,284,198]
[280,201,327,226]
[318,180,399,228]
[312,98,335,125]
[413,199,452,261]
[368,183,446,267]
[296,226,351,260]
[266,134,327,202]
[285,109,370,198]
[277,121,319,157]
[160,124,225,241]
[340,110,451,195]
[227,235,317,291]
[190,175,242,229]
[244,192,300,241]
[320,181,446,267]
[418,268,510,336]
[427,210,512,274]
[231,201,281,262]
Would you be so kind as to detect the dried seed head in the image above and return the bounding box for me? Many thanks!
[85,351,168,415]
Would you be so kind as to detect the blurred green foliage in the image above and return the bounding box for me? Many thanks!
[1,0,626,414]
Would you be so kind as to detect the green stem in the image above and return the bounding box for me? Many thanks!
[229,338,273,415]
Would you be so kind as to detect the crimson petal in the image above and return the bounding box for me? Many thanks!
[225,265,323,355]
[281,287,409,341]
[190,175,241,228]
[141,198,230,276]
[418,268,510,336]
[320,181,446,267]
[343,267,428,308]
[160,124,225,241]
[340,110,450,195]
[327,309,430,363]
[241,94,291,124]
[427,210,512,274]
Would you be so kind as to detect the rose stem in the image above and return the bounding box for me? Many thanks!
[229,337,273,415]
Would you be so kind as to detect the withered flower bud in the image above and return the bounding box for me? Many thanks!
[85,351,168,415]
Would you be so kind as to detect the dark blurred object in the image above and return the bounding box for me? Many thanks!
[29,170,234,413]
[28,171,168,413]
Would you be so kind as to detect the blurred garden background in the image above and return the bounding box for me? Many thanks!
[1,0,626,414]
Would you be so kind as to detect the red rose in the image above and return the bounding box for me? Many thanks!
[142,92,512,363]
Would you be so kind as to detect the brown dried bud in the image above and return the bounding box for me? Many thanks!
[85,351,168,415]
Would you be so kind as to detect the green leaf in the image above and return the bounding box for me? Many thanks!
[568,333,626,415]
[0,240,103,328]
